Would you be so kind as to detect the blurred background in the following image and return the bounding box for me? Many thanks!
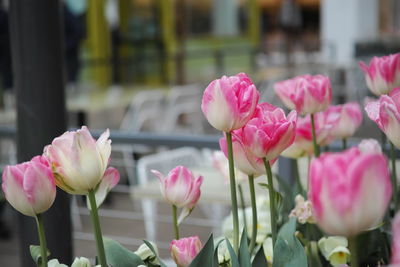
[0,0,399,266]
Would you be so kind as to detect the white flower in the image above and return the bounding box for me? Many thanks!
[318,236,350,266]
[47,259,68,267]
[71,257,91,267]
[134,242,159,264]
[289,195,315,224]
[263,237,273,264]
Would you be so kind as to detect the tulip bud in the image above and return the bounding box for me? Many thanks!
[170,236,202,267]
[359,53,400,95]
[318,236,350,266]
[134,242,159,265]
[358,139,382,154]
[274,74,332,115]
[2,156,56,217]
[325,103,363,139]
[152,166,203,209]
[201,73,260,132]
[365,88,400,148]
[44,126,111,195]
[242,103,297,160]
[309,147,392,236]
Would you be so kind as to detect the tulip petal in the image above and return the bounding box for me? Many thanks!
[87,167,120,209]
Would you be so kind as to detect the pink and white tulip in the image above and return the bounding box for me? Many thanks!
[219,128,266,177]
[325,102,363,139]
[211,151,248,184]
[365,87,400,148]
[152,166,203,209]
[282,112,334,158]
[274,74,332,115]
[44,126,111,195]
[201,73,260,132]
[309,147,392,236]
[242,103,297,160]
[390,212,400,266]
[358,139,382,154]
[2,156,56,217]
[359,53,400,95]
[170,236,202,267]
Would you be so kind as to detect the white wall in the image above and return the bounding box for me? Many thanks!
[321,0,379,66]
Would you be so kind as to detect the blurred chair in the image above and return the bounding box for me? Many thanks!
[162,84,205,134]
[112,89,166,186]
[135,147,203,241]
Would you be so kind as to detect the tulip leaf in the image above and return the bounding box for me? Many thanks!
[189,234,214,267]
[103,238,145,267]
[272,217,308,267]
[30,245,51,265]
[238,229,251,267]
[143,240,168,267]
[252,245,269,267]
[225,238,240,267]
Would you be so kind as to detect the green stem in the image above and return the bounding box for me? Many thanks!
[390,142,398,210]
[172,205,180,239]
[349,236,359,267]
[310,113,320,157]
[35,214,47,267]
[238,184,248,235]
[294,159,305,196]
[248,175,257,254]
[88,189,107,267]
[226,132,240,253]
[342,138,347,150]
[263,158,277,246]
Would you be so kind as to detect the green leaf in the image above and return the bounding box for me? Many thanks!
[238,229,251,267]
[252,245,268,267]
[189,234,214,267]
[104,238,145,267]
[143,240,168,267]
[225,238,240,267]
[272,217,308,267]
[30,245,50,265]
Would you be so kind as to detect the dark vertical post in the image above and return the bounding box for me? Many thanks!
[278,156,296,185]
[9,1,72,266]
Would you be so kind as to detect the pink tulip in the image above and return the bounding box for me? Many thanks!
[274,74,332,115]
[219,128,266,176]
[242,103,297,160]
[359,53,400,95]
[44,126,111,195]
[2,156,56,217]
[151,166,203,209]
[282,112,334,158]
[309,147,392,236]
[325,102,363,139]
[390,212,400,265]
[170,236,202,267]
[365,87,400,148]
[201,73,260,132]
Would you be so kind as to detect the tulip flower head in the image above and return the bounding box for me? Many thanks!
[152,166,203,209]
[219,128,266,177]
[274,74,332,115]
[358,139,382,154]
[44,126,111,195]
[242,103,297,160]
[201,73,260,132]
[282,112,334,158]
[309,147,392,236]
[170,236,202,267]
[325,102,363,139]
[211,150,248,184]
[359,53,400,95]
[365,87,400,148]
[2,156,56,217]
